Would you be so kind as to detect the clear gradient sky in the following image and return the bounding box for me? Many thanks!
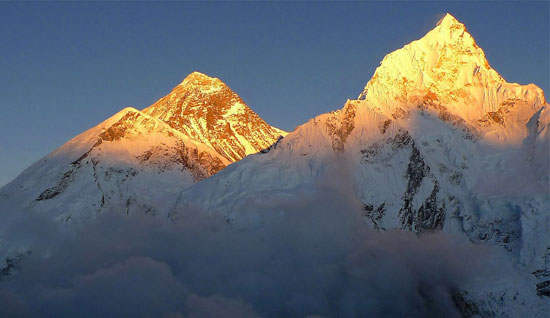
[1,1,548,186]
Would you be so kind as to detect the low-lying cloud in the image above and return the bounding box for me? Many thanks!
[0,166,497,317]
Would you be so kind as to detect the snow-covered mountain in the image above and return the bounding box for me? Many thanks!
[143,71,287,162]
[0,73,286,221]
[172,14,549,316]
[0,13,547,317]
[358,14,546,145]
[0,107,228,222]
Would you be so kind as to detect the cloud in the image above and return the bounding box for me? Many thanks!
[186,294,260,318]
[0,163,498,318]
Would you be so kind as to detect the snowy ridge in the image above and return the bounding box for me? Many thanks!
[0,107,229,222]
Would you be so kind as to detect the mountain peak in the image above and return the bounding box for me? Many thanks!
[430,13,471,46]
[436,13,462,29]
[143,73,287,162]
[356,13,546,123]
[178,71,224,89]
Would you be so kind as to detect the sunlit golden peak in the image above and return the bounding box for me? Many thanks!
[179,71,224,87]
[433,13,470,43]
[356,13,546,125]
[142,70,287,162]
[187,71,212,79]
[436,13,462,28]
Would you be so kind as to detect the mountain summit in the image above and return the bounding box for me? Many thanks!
[358,13,546,131]
[143,72,287,161]
[179,71,222,84]
[436,13,465,30]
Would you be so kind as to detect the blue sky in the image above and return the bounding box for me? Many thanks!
[0,1,548,186]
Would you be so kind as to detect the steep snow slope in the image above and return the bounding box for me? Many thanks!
[173,14,549,316]
[0,108,229,222]
[143,72,287,162]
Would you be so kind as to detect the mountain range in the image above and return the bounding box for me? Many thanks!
[0,13,548,317]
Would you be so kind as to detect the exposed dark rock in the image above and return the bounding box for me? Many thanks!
[404,142,428,195]
[536,280,550,297]
[474,209,522,252]
[363,203,386,229]
[99,112,143,141]
[175,141,225,180]
[451,289,484,318]
[379,119,392,134]
[478,98,519,127]
[360,130,412,163]
[326,104,356,152]
[391,107,409,120]
[126,196,136,215]
[35,139,103,202]
[399,142,446,233]
[35,170,75,201]
[360,131,447,233]
[260,135,284,153]
[136,148,156,163]
[415,182,445,233]
[90,157,105,210]
[103,167,138,182]
[0,253,29,279]
[71,139,102,166]
[389,130,412,149]
[416,98,479,140]
[136,141,225,180]
[438,164,463,186]
[532,269,550,279]
[360,143,383,162]
[399,143,428,230]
